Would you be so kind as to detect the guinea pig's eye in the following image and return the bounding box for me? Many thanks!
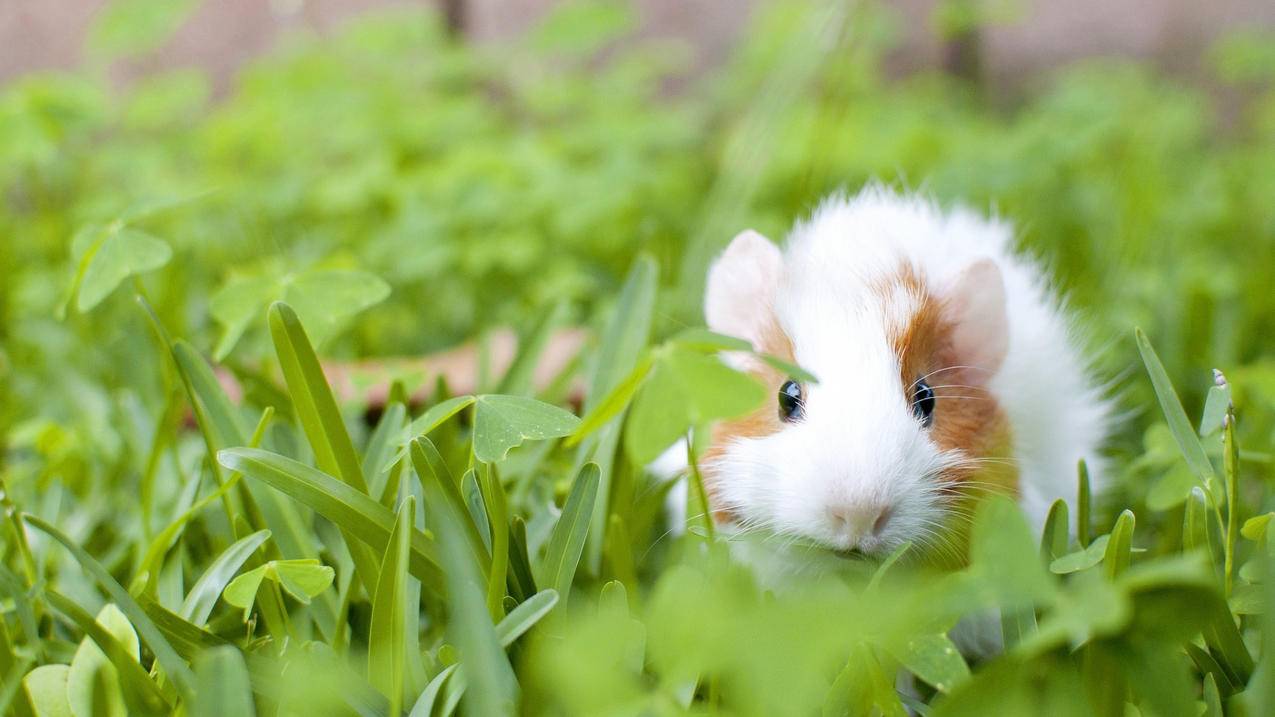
[778,379,804,422]
[911,379,936,427]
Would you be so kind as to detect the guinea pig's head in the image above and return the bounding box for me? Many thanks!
[699,209,1017,561]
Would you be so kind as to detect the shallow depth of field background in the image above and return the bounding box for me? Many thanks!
[2,1,1275,715]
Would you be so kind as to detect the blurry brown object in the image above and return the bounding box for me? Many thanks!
[212,327,589,417]
[5,1,1275,93]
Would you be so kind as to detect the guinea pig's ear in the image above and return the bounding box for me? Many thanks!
[705,229,783,349]
[944,259,1008,376]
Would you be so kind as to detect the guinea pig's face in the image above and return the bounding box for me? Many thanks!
[700,225,1014,560]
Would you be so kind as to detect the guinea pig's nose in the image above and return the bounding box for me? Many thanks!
[827,503,892,543]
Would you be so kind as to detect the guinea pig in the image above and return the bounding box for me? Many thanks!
[695,186,1112,562]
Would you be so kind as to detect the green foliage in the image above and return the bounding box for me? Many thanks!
[1,0,1274,714]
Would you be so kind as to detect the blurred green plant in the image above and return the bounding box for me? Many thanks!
[1,0,1274,714]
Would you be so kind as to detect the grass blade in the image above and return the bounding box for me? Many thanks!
[536,463,600,605]
[180,530,272,626]
[268,302,382,598]
[137,595,230,660]
[431,479,518,715]
[194,646,255,717]
[1040,499,1070,564]
[408,665,458,717]
[480,463,510,622]
[364,401,407,501]
[268,301,367,491]
[1184,487,1214,559]
[1223,402,1240,597]
[1104,510,1136,579]
[506,517,537,602]
[1077,459,1091,548]
[369,496,415,716]
[410,438,491,576]
[172,340,247,447]
[1135,329,1216,486]
[43,592,167,716]
[495,589,559,647]
[218,447,444,595]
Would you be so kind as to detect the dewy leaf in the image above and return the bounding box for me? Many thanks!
[1135,328,1216,485]
[892,633,970,694]
[1184,487,1213,556]
[74,228,172,312]
[472,395,581,463]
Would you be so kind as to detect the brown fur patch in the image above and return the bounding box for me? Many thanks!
[890,264,1017,496]
[699,315,795,523]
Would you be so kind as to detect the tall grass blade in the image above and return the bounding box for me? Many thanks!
[268,302,382,596]
[1104,510,1136,579]
[180,530,271,626]
[536,463,600,605]
[431,479,518,715]
[369,496,414,716]
[1135,329,1217,487]
[410,438,491,576]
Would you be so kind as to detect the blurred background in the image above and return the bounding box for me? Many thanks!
[2,0,1274,515]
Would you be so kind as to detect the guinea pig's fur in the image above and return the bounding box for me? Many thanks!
[695,186,1111,563]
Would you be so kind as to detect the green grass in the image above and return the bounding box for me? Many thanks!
[1,0,1274,715]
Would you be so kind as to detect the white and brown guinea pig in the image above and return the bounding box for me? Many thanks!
[693,185,1112,562]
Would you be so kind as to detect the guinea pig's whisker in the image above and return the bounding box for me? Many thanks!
[909,365,992,391]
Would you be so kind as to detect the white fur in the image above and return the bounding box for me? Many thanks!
[701,186,1111,558]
